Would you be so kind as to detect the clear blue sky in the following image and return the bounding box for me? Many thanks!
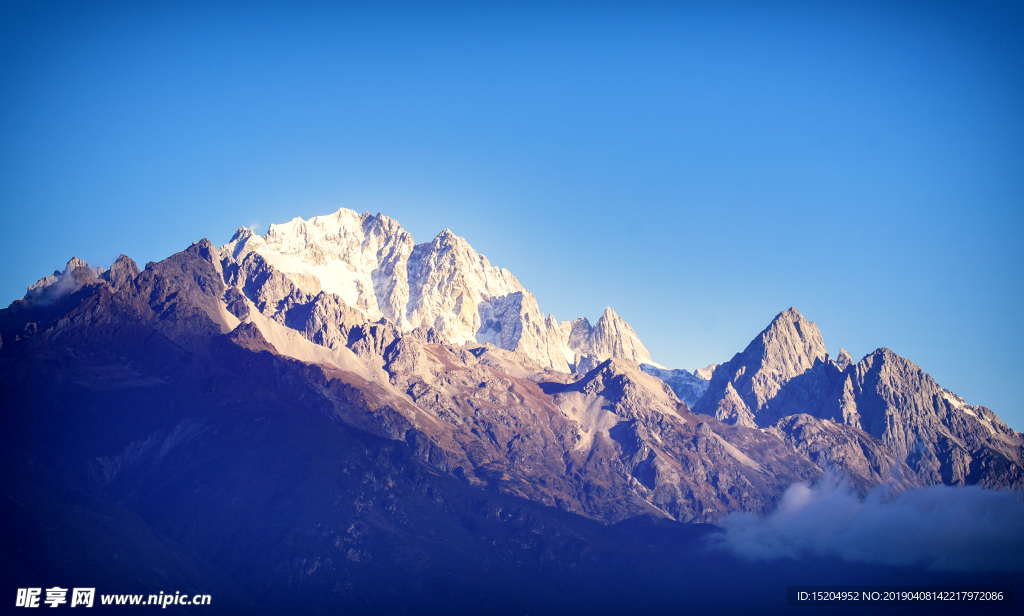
[2,1,1022,429]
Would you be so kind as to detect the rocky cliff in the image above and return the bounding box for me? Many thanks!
[693,309,1024,491]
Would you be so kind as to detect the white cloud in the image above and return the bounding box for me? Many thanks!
[715,474,1024,572]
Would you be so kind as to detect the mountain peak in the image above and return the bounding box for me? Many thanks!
[64,256,90,274]
[231,227,255,241]
[758,307,826,362]
[214,208,667,374]
[575,307,653,365]
[767,306,809,329]
[831,345,1021,486]
[859,347,924,376]
[428,228,472,253]
[102,255,140,290]
[693,307,828,424]
[835,347,854,370]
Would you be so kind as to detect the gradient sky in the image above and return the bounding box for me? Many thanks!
[2,1,1022,428]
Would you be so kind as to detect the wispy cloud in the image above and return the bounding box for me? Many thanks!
[714,475,1024,572]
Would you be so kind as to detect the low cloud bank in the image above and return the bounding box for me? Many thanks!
[716,476,1024,572]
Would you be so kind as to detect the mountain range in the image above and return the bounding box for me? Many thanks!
[2,208,1021,614]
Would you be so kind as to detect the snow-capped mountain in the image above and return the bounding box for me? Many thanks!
[4,210,1020,521]
[4,210,1022,615]
[220,208,657,373]
[639,364,711,407]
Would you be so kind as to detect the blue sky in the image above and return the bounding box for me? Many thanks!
[2,1,1022,428]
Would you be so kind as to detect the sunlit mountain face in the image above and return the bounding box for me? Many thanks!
[2,211,1022,615]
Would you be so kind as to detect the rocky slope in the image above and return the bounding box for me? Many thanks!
[817,349,1024,488]
[766,414,918,492]
[694,308,1024,490]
